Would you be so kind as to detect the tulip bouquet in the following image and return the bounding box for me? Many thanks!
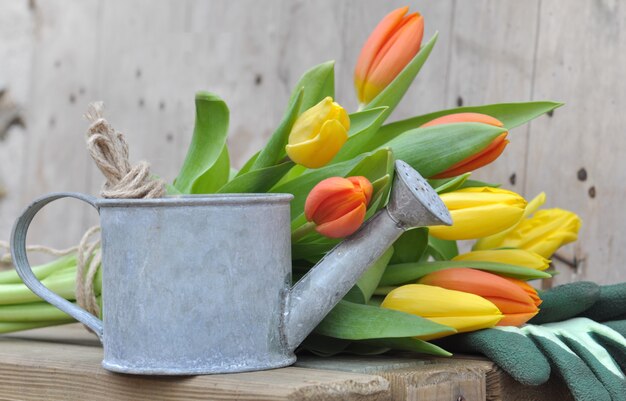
[0,6,582,359]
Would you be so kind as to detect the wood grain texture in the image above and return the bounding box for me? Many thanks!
[0,0,625,282]
[0,326,390,401]
[297,355,490,401]
[525,0,626,285]
[446,0,541,190]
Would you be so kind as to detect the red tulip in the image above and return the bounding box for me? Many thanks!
[354,6,424,104]
[304,176,373,238]
[421,113,509,179]
[418,268,539,327]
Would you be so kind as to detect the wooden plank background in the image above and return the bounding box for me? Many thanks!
[0,0,624,284]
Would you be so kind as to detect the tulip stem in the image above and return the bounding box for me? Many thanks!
[291,222,317,243]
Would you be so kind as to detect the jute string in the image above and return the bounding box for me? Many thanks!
[1,102,165,319]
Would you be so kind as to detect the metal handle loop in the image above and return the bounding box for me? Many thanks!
[10,192,104,341]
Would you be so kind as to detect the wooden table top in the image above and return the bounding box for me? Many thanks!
[0,324,572,401]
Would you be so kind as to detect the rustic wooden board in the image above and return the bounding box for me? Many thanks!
[0,326,390,401]
[524,0,626,285]
[1,0,625,281]
[446,0,541,190]
[0,325,578,401]
[297,354,490,401]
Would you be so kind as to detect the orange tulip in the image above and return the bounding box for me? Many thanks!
[504,277,543,308]
[421,113,509,179]
[354,6,424,104]
[304,176,373,238]
[418,268,539,327]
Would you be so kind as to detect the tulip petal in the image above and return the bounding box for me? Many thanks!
[304,177,356,221]
[453,249,550,271]
[362,13,424,103]
[474,192,547,251]
[348,176,374,205]
[314,191,366,223]
[316,203,366,238]
[430,203,525,240]
[425,314,503,337]
[288,97,334,144]
[421,112,504,128]
[433,133,509,179]
[418,268,535,308]
[286,119,348,169]
[497,312,539,327]
[354,7,409,102]
[504,277,543,307]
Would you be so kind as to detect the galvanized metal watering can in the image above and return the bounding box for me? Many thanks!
[10,160,451,375]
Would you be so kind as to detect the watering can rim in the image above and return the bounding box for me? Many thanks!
[96,193,294,207]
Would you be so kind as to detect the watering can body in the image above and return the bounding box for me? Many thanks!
[10,161,451,375]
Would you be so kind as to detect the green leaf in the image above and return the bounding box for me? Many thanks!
[315,300,455,340]
[428,236,459,261]
[383,123,507,178]
[174,92,230,193]
[299,333,351,357]
[390,228,429,264]
[290,61,335,113]
[271,148,393,219]
[236,151,260,177]
[333,107,389,162]
[344,247,394,304]
[369,101,563,151]
[252,89,304,170]
[363,33,438,121]
[430,173,471,194]
[217,161,295,193]
[380,260,552,286]
[362,337,452,357]
[458,179,501,189]
[292,239,340,260]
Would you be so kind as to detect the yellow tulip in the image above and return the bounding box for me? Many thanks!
[428,187,527,240]
[285,97,350,168]
[453,249,550,271]
[381,284,503,340]
[481,208,581,258]
[475,192,546,250]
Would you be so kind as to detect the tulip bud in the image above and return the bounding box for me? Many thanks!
[504,277,543,308]
[477,208,582,258]
[475,192,546,251]
[354,7,424,104]
[286,97,350,169]
[418,268,539,327]
[421,113,509,178]
[304,176,373,238]
[428,187,527,241]
[453,249,550,271]
[382,284,502,340]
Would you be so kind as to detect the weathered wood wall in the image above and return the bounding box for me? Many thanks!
[1,0,624,284]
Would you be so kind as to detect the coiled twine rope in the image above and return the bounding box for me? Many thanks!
[1,102,166,319]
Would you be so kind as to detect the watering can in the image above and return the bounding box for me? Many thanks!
[10,160,451,375]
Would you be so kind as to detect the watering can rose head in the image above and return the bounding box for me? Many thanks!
[354,6,424,104]
[421,113,509,179]
[429,187,527,240]
[285,97,350,168]
[304,176,373,238]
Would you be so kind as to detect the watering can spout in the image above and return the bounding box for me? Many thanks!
[283,160,452,351]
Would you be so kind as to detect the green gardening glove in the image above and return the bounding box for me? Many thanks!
[522,318,626,401]
[529,281,600,324]
[579,283,626,322]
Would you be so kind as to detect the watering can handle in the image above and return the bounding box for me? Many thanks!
[10,192,104,341]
